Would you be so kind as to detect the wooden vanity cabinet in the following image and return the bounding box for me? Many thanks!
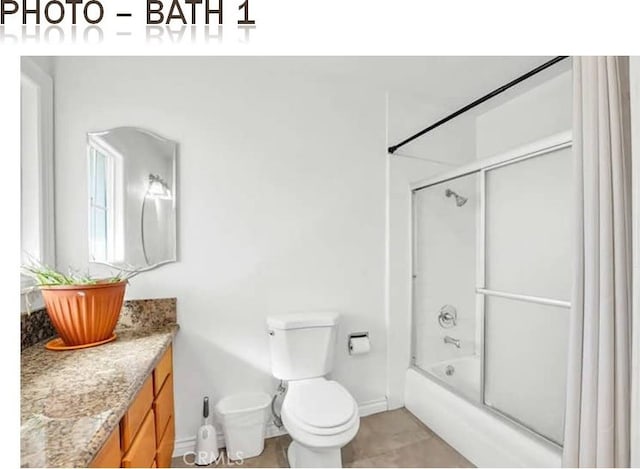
[89,426,121,468]
[153,347,175,468]
[121,376,154,452]
[90,345,175,468]
[122,410,157,468]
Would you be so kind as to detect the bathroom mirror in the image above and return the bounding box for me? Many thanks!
[87,127,177,272]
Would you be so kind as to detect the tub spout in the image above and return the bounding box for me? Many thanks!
[444,336,461,348]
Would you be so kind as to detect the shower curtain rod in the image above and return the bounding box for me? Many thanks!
[387,56,570,155]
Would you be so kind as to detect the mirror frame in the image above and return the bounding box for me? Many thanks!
[86,126,178,273]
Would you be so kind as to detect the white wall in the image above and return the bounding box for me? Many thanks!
[476,70,572,159]
[20,57,55,313]
[388,91,476,164]
[21,74,41,262]
[52,57,389,443]
[28,56,55,76]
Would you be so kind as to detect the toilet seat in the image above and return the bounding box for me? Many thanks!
[285,379,357,432]
[282,378,359,448]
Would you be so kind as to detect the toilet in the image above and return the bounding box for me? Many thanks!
[267,312,360,468]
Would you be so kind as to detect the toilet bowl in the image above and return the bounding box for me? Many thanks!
[266,312,361,468]
[282,378,359,467]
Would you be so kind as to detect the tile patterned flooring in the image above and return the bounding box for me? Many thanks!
[172,408,473,468]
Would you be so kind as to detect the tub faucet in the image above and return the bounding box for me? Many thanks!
[444,336,461,348]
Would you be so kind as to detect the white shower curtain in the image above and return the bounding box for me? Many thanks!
[563,57,632,468]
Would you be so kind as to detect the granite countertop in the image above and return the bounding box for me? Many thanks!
[21,323,179,468]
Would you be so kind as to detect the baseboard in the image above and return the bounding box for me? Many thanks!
[357,397,388,417]
[173,397,388,458]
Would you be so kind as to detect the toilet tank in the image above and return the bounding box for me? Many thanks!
[267,312,340,380]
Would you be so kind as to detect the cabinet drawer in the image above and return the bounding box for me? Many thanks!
[153,374,174,442]
[122,409,157,468]
[156,415,175,468]
[153,345,173,395]
[89,425,121,468]
[120,375,154,452]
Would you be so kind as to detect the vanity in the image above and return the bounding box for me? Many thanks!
[91,345,175,468]
[20,300,179,468]
[20,120,181,467]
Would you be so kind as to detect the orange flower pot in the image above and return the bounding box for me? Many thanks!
[40,281,127,349]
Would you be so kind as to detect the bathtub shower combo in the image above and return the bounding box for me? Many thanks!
[405,132,573,467]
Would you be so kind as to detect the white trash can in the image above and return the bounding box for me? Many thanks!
[215,392,271,461]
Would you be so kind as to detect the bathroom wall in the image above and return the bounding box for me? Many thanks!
[28,56,55,76]
[475,69,572,159]
[388,91,477,165]
[52,57,389,444]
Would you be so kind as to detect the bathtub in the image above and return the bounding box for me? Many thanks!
[405,367,561,467]
[427,356,481,402]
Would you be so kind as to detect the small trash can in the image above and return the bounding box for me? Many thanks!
[215,392,271,461]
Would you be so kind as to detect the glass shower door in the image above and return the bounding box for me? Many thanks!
[481,145,573,445]
[411,135,573,445]
[412,171,481,402]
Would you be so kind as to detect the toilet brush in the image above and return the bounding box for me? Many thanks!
[195,397,219,466]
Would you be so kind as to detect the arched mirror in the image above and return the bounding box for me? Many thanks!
[87,127,177,272]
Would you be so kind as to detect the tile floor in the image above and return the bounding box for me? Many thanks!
[172,408,474,468]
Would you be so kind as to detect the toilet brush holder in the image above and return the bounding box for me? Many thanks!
[195,397,219,466]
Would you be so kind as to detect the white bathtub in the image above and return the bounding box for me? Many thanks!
[427,356,481,402]
[405,367,561,467]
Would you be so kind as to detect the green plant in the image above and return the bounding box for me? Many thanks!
[21,257,137,287]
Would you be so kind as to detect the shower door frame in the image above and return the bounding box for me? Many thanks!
[410,130,573,448]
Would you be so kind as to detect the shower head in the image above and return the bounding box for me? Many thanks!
[445,189,468,207]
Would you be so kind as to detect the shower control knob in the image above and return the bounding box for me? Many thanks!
[438,305,458,328]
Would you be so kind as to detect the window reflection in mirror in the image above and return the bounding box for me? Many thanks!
[88,143,124,263]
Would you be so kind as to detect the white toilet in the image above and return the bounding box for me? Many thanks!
[267,312,360,468]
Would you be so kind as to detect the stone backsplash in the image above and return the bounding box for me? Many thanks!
[21,298,177,350]
[21,308,57,350]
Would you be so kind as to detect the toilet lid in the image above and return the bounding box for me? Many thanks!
[286,380,356,429]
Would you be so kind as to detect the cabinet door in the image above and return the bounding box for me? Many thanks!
[156,415,175,468]
[122,410,157,468]
[153,346,173,394]
[90,426,121,468]
[154,374,174,442]
[121,376,154,452]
